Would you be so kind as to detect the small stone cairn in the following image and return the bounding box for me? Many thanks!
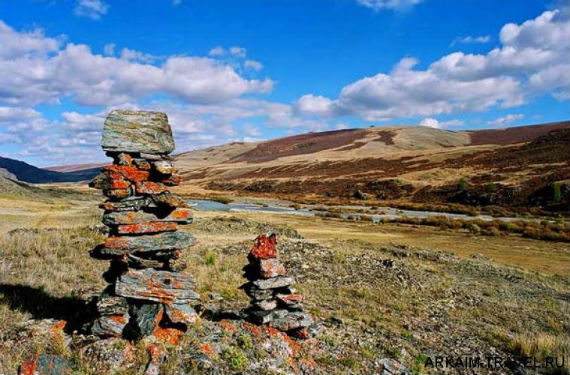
[89,110,199,340]
[241,234,313,339]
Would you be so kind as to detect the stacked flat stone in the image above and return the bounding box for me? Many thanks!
[241,234,313,339]
[89,110,199,340]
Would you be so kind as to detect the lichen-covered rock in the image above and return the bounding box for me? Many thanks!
[128,303,163,338]
[252,276,294,290]
[117,221,178,234]
[164,302,198,325]
[244,258,286,279]
[92,314,128,337]
[102,208,192,226]
[115,268,200,303]
[96,296,128,315]
[249,233,277,259]
[100,197,152,212]
[151,160,174,175]
[102,110,175,154]
[18,355,72,375]
[79,337,137,374]
[151,191,189,208]
[268,311,313,332]
[135,181,167,195]
[101,231,195,256]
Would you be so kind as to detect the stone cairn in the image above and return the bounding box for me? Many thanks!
[89,110,199,340]
[241,234,313,339]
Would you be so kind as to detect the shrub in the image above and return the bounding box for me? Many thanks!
[551,182,562,202]
[222,346,248,371]
[458,177,468,191]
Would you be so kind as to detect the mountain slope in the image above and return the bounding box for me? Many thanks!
[0,156,100,183]
[173,121,570,213]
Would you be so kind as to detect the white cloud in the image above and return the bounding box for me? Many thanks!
[0,21,61,59]
[356,0,422,11]
[74,0,109,20]
[419,118,440,128]
[488,114,523,126]
[451,35,490,46]
[208,46,225,56]
[297,9,570,121]
[419,118,464,128]
[229,46,246,58]
[244,59,263,71]
[336,123,349,130]
[119,47,155,63]
[103,43,115,56]
[295,94,334,117]
[0,22,274,107]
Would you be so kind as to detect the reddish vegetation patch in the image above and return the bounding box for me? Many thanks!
[374,130,396,145]
[117,221,178,234]
[249,234,277,259]
[231,129,368,163]
[469,121,569,145]
[170,209,192,221]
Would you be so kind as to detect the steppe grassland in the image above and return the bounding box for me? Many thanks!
[0,188,568,374]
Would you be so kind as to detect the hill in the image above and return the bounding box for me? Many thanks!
[0,156,100,183]
[173,121,570,215]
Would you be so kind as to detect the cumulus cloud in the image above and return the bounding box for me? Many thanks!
[0,22,274,107]
[244,59,263,71]
[419,118,464,128]
[208,46,225,56]
[488,114,523,127]
[356,0,422,11]
[295,95,334,117]
[450,35,490,46]
[297,9,570,121]
[229,46,246,58]
[74,0,109,20]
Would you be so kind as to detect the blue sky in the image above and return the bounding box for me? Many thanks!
[0,0,568,166]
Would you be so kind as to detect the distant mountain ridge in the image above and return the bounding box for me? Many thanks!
[0,156,100,183]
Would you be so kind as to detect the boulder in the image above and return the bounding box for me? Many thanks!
[102,110,175,154]
[101,231,195,256]
[115,268,199,303]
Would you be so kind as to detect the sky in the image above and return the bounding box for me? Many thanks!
[0,0,568,166]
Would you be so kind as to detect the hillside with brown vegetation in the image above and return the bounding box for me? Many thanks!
[172,121,570,216]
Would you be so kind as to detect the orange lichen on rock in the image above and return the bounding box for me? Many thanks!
[117,221,178,234]
[18,356,38,375]
[243,321,262,336]
[220,320,236,332]
[249,234,278,259]
[104,165,150,182]
[49,320,67,334]
[201,343,214,356]
[135,181,167,194]
[109,315,127,324]
[152,327,183,345]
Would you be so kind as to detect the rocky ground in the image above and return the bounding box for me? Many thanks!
[0,212,568,374]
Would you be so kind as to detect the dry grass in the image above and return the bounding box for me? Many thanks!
[0,189,568,374]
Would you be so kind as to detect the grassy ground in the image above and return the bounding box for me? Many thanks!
[0,188,568,374]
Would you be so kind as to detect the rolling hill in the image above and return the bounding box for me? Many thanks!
[173,121,570,214]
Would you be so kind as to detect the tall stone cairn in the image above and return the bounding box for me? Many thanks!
[241,234,313,339]
[89,110,199,340]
